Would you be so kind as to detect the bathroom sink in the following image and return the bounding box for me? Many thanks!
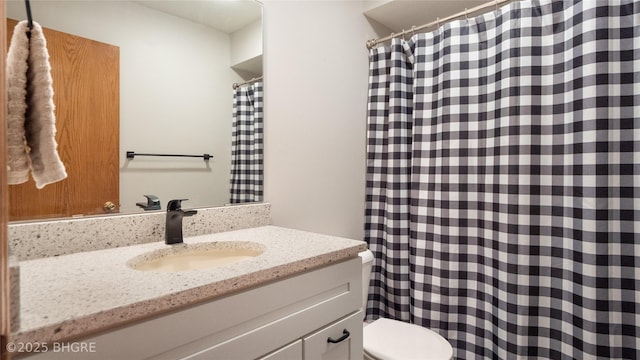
[127,241,265,272]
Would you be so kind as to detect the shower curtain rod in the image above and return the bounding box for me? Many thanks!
[366,0,514,49]
[233,76,263,90]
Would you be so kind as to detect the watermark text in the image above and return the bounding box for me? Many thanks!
[6,341,97,353]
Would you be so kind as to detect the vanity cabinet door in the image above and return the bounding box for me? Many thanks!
[258,340,302,360]
[303,310,363,360]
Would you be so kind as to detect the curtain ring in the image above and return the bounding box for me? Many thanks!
[402,29,406,40]
[495,0,499,11]
[465,8,469,22]
[437,17,440,28]
[411,25,416,36]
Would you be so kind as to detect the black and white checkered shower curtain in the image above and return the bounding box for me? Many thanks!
[364,0,639,358]
[230,82,263,203]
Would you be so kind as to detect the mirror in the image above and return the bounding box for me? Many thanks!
[6,0,263,221]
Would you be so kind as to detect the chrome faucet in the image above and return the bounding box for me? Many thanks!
[165,199,197,245]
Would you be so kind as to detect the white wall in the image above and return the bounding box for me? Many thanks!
[7,0,243,212]
[263,0,382,240]
[231,18,263,76]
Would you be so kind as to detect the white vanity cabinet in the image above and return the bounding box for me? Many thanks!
[259,309,364,360]
[301,310,364,360]
[258,340,302,360]
[19,257,363,360]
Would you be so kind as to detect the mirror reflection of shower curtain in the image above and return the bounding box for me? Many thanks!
[230,82,263,203]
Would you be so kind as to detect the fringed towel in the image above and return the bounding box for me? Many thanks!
[6,20,66,189]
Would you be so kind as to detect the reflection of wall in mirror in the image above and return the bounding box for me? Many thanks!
[231,19,262,78]
[6,0,262,218]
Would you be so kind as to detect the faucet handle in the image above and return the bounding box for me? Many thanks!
[137,194,161,211]
[167,199,189,211]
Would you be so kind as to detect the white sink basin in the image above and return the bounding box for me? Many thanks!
[127,241,265,272]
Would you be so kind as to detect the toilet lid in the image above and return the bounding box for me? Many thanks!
[363,318,453,360]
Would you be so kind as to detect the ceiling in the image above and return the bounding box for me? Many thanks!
[364,0,493,33]
[134,0,262,34]
[135,0,511,36]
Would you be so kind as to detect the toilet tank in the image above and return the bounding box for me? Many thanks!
[358,249,374,310]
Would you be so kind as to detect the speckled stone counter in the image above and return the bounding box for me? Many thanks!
[12,226,367,346]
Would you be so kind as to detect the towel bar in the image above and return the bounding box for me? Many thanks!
[126,151,212,161]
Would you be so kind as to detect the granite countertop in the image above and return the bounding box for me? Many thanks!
[12,226,367,345]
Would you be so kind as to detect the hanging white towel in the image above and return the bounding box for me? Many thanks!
[6,21,30,185]
[6,20,66,189]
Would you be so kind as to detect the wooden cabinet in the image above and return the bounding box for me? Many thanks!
[19,258,362,360]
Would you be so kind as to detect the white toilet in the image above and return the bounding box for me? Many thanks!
[359,250,454,360]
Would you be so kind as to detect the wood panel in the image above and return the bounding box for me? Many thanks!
[1,4,10,360]
[6,19,119,221]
